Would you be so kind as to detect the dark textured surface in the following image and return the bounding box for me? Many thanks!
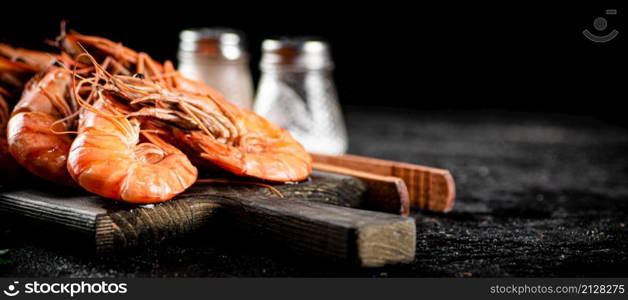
[1,108,627,277]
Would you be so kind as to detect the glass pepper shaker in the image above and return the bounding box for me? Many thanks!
[254,38,348,155]
[177,28,254,110]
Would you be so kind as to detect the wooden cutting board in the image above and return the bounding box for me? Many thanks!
[0,171,416,267]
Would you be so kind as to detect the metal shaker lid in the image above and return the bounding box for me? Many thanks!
[178,28,246,61]
[260,37,333,70]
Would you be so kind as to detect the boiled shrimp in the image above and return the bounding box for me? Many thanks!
[0,44,60,98]
[84,54,311,182]
[6,67,78,186]
[67,91,198,203]
[0,93,24,180]
[173,97,312,182]
[56,31,217,96]
[0,44,58,71]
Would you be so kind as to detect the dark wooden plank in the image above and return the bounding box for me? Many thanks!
[97,193,415,267]
[0,171,366,242]
[221,195,415,267]
[0,170,416,266]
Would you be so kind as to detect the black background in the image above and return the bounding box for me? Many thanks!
[1,2,625,122]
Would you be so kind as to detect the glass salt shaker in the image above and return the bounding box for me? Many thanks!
[177,28,254,110]
[254,38,348,155]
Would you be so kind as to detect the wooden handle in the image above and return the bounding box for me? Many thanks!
[313,162,409,216]
[312,154,456,212]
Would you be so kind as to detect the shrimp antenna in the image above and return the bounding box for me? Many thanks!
[70,49,135,139]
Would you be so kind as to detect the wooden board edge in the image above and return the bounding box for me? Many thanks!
[356,216,416,267]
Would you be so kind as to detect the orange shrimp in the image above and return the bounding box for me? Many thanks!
[0,93,24,180]
[0,56,39,98]
[57,31,170,78]
[6,67,78,186]
[0,44,59,98]
[172,91,312,182]
[86,57,311,183]
[0,44,58,72]
[56,31,216,96]
[0,45,65,182]
[67,92,198,203]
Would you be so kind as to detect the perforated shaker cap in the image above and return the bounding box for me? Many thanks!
[178,28,246,61]
[260,37,333,70]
